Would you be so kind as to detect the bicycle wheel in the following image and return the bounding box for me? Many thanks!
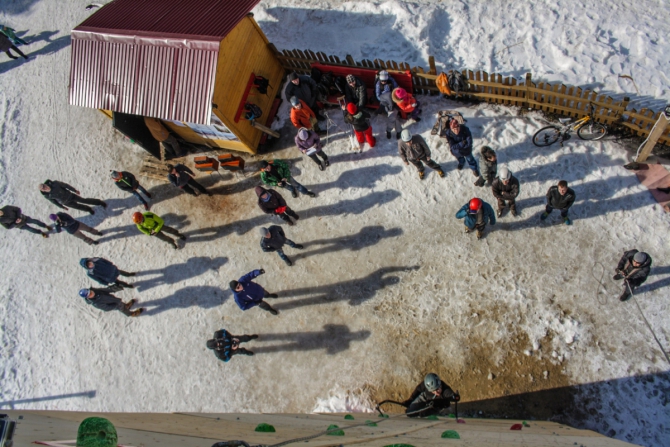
[532,126,561,147]
[577,122,607,140]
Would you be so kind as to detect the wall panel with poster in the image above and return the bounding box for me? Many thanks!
[186,113,240,141]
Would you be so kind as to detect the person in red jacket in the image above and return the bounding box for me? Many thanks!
[344,103,375,151]
[290,96,323,133]
[392,88,421,121]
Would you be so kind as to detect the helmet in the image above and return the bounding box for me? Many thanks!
[498,167,510,181]
[206,339,217,350]
[110,170,122,180]
[79,258,89,268]
[48,214,58,221]
[79,288,90,298]
[379,70,389,81]
[346,103,358,115]
[290,96,300,107]
[401,130,412,142]
[395,88,407,99]
[469,198,483,212]
[132,212,144,224]
[424,373,441,392]
[633,252,648,264]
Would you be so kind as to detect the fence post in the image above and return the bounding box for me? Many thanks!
[428,56,437,75]
[636,111,670,162]
[524,73,532,108]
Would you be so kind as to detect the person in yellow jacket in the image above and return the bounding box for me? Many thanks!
[133,211,185,249]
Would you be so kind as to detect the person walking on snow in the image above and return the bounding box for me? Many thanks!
[80,257,135,289]
[376,70,401,140]
[0,32,28,60]
[284,72,323,120]
[344,103,376,151]
[207,329,258,362]
[144,116,184,159]
[344,74,367,109]
[254,186,300,226]
[260,226,304,267]
[0,205,51,238]
[613,250,652,302]
[260,160,315,199]
[456,197,496,240]
[399,130,445,180]
[230,268,280,315]
[491,166,520,217]
[110,170,152,210]
[49,212,102,245]
[444,119,479,177]
[39,180,107,215]
[289,96,323,133]
[79,288,144,317]
[392,87,421,121]
[402,373,460,418]
[133,211,185,249]
[541,180,575,225]
[295,128,330,171]
[474,146,497,187]
[167,164,211,197]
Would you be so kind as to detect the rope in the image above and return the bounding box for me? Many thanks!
[626,281,670,365]
[591,261,608,305]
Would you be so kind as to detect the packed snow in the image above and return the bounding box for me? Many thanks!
[1,1,669,446]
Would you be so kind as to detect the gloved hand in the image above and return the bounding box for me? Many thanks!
[259,268,265,275]
[452,393,461,402]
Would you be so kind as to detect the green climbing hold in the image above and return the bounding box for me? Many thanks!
[425,415,439,420]
[441,430,460,439]
[382,444,416,447]
[76,417,118,447]
[326,424,345,436]
[365,420,378,427]
[380,414,389,418]
[522,421,530,427]
[448,413,456,418]
[254,423,276,433]
[344,414,354,420]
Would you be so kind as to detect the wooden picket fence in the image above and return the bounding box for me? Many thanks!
[270,45,670,146]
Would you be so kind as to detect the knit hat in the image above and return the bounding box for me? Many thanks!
[298,128,309,140]
[254,186,265,197]
[288,72,298,81]
[346,74,355,84]
[229,280,239,291]
[48,213,58,221]
[79,288,90,298]
[395,88,407,99]
[346,103,358,115]
[290,96,300,107]
[401,129,412,142]
[110,170,122,180]
[259,160,270,169]
[633,252,648,264]
[379,70,389,81]
[79,258,89,269]
[206,339,217,350]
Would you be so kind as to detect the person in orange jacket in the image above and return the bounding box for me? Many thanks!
[392,87,422,121]
[289,96,323,133]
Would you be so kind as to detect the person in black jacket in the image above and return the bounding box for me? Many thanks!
[398,130,445,180]
[541,180,575,225]
[0,205,51,237]
[284,72,323,120]
[344,74,368,109]
[206,329,258,362]
[111,170,152,210]
[254,186,299,225]
[79,288,144,317]
[344,103,375,151]
[49,212,102,245]
[613,249,652,302]
[260,226,303,266]
[491,167,520,217]
[39,180,107,214]
[402,373,460,418]
[166,164,211,197]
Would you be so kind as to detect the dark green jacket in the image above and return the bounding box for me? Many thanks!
[260,160,292,186]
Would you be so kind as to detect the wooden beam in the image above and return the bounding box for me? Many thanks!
[636,112,670,162]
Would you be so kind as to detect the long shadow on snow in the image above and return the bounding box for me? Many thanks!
[133,256,228,292]
[0,34,70,75]
[635,265,670,295]
[0,0,41,14]
[311,164,403,194]
[0,390,96,409]
[98,213,189,243]
[140,285,230,316]
[274,265,419,311]
[253,324,370,355]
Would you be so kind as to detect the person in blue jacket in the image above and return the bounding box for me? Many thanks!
[444,119,479,177]
[206,329,258,362]
[230,269,279,315]
[80,257,136,289]
[456,197,496,240]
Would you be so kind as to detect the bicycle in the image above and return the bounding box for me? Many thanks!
[532,103,609,147]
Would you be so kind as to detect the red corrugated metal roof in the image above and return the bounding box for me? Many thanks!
[69,0,261,124]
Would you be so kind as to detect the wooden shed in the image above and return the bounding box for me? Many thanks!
[69,0,285,157]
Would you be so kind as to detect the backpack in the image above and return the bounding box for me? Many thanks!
[253,76,270,95]
[447,70,468,93]
[310,67,322,84]
[244,103,262,121]
[435,72,453,95]
[333,76,347,95]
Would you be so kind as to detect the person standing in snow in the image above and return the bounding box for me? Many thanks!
[289,96,323,133]
[39,180,107,215]
[474,146,497,187]
[79,287,144,317]
[133,211,186,249]
[259,160,315,199]
[1,26,27,46]
[167,163,211,197]
[392,87,421,121]
[0,32,28,60]
[144,116,184,159]
[230,268,279,315]
[456,197,496,240]
[284,72,323,120]
[398,130,445,180]
[294,128,330,171]
[49,212,102,245]
[254,186,300,226]
[0,205,51,238]
[344,103,376,151]
[344,74,367,109]
[444,119,479,177]
[110,170,152,210]
[402,373,460,418]
[541,180,575,225]
[80,257,135,289]
[259,226,304,267]
[613,250,652,302]
[206,329,258,361]
[376,70,401,140]
[491,166,520,217]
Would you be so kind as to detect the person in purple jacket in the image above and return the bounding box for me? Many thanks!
[229,268,279,315]
[294,127,330,171]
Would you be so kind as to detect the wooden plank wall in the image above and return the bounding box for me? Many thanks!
[270,47,670,145]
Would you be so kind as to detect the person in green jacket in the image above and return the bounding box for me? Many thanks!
[132,211,185,249]
[259,160,315,198]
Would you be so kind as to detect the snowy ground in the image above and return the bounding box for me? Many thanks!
[1,1,669,446]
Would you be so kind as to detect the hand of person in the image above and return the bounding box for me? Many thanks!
[63,206,69,211]
[150,231,156,236]
[452,393,461,402]
[427,157,431,161]
[15,218,22,224]
[259,268,265,275]
[75,190,81,195]
[404,162,409,165]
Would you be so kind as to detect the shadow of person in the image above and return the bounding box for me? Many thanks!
[140,285,230,316]
[274,265,420,311]
[96,223,138,244]
[311,165,403,194]
[134,256,228,291]
[253,324,371,355]
[292,226,403,261]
